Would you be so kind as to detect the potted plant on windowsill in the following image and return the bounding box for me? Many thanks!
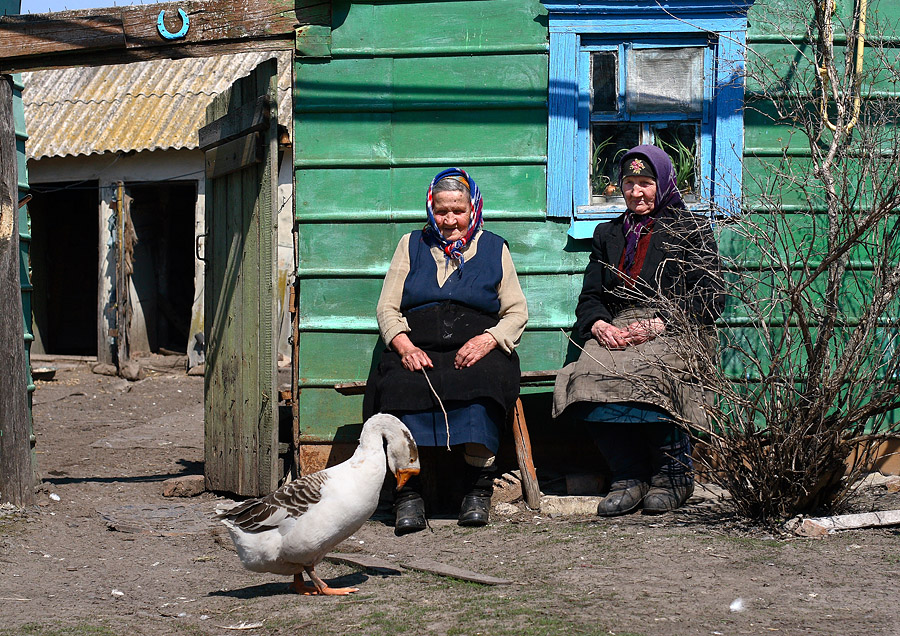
[660,136,697,202]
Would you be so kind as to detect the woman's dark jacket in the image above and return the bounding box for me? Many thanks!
[574,206,726,340]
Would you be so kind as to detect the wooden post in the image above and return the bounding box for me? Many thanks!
[0,75,34,507]
[510,398,541,510]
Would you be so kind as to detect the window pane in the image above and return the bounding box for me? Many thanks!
[591,123,641,201]
[653,122,699,195]
[591,51,617,112]
[626,47,704,114]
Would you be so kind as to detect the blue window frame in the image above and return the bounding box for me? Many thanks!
[544,0,755,238]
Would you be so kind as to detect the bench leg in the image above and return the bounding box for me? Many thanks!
[510,398,541,510]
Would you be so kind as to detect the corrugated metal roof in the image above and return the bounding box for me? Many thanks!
[22,51,292,160]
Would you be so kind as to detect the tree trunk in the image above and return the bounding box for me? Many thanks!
[0,75,34,507]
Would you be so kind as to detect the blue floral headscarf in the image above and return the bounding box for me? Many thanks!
[424,168,484,265]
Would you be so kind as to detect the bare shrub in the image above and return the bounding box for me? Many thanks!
[703,1,900,522]
[611,1,900,524]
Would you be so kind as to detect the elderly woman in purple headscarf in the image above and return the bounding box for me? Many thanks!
[553,145,725,516]
[364,168,528,534]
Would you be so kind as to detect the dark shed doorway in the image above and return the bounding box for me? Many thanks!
[28,181,99,356]
[126,182,196,355]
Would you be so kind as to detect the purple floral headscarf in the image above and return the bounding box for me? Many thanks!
[618,144,685,273]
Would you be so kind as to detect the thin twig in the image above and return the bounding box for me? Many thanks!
[560,328,605,366]
[421,368,450,450]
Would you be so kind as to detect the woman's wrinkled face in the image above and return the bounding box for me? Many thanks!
[622,176,657,215]
[432,190,472,241]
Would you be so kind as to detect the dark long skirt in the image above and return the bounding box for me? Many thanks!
[364,302,520,450]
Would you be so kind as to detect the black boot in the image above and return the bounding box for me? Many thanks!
[394,477,426,535]
[458,465,494,527]
[597,479,649,516]
[589,423,650,516]
[643,427,694,515]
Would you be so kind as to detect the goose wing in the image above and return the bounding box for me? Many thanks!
[219,472,330,533]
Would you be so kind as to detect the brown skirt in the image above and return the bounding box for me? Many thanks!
[552,309,715,428]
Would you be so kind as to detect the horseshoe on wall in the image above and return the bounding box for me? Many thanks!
[157,8,190,40]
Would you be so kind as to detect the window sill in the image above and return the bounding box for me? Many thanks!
[569,200,711,239]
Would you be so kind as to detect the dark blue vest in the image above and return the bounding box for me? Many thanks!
[400,230,505,315]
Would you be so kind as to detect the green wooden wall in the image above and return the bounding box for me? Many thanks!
[293,0,900,443]
[294,0,583,442]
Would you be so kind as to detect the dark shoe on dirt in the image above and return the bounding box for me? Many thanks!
[394,495,426,535]
[596,479,648,517]
[458,494,491,527]
[642,476,694,515]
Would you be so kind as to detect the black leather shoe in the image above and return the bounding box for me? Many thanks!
[458,494,490,527]
[642,475,694,515]
[394,495,426,535]
[597,479,648,517]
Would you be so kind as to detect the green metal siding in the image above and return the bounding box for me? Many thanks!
[294,0,567,442]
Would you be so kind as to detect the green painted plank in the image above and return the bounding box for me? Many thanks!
[331,0,547,54]
[298,388,366,441]
[295,218,580,273]
[295,112,392,164]
[295,54,547,111]
[295,165,546,219]
[391,109,546,162]
[295,108,546,164]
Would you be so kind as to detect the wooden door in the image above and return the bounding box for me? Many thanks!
[200,59,279,496]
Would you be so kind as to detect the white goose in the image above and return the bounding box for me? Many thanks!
[217,413,419,595]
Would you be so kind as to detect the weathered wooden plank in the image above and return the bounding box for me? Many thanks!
[510,399,541,510]
[0,0,329,72]
[240,71,261,496]
[0,76,34,507]
[324,553,402,575]
[198,94,272,152]
[795,510,900,537]
[204,132,262,179]
[0,15,126,57]
[400,559,512,586]
[0,40,291,74]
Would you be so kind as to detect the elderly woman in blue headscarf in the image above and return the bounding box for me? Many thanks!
[364,168,528,534]
[553,145,725,516]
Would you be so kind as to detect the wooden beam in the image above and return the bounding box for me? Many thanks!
[0,15,126,57]
[0,0,330,73]
[204,131,262,179]
[0,76,34,507]
[400,559,512,586]
[198,94,272,151]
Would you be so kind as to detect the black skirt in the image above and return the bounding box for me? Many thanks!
[364,302,520,420]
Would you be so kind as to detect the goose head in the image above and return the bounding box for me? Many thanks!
[366,413,420,490]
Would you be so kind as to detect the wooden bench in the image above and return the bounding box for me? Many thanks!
[334,370,557,510]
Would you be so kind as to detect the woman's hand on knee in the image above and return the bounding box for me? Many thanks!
[455,333,498,369]
[390,333,434,371]
[591,319,630,349]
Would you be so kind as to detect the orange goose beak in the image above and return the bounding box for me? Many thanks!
[395,467,420,490]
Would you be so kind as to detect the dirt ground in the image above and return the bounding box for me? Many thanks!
[1,363,899,636]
